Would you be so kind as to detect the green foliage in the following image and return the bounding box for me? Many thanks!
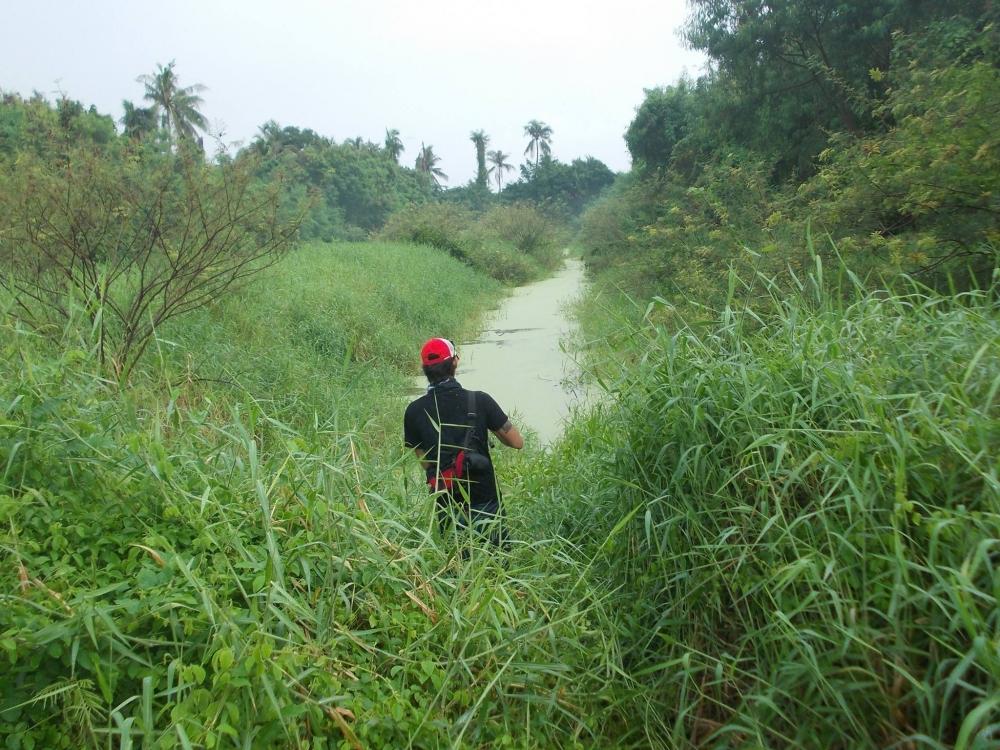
[544,259,1000,747]
[476,204,563,268]
[680,0,987,175]
[414,143,447,187]
[624,81,695,171]
[380,203,564,284]
[502,156,616,221]
[797,23,1000,282]
[0,240,631,749]
[470,129,490,189]
[522,119,553,167]
[157,241,502,435]
[380,203,473,261]
[247,122,433,240]
[587,15,1000,314]
[137,60,207,149]
[486,149,514,193]
[0,92,117,158]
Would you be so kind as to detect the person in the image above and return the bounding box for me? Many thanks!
[404,337,523,546]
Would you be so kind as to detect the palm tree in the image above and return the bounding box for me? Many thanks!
[120,99,157,140]
[523,119,553,167]
[470,130,490,189]
[384,128,403,162]
[415,143,448,186]
[487,150,514,193]
[137,61,207,149]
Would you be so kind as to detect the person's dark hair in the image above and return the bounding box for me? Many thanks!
[423,358,457,384]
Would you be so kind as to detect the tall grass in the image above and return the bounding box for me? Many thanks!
[537,257,1000,747]
[0,240,626,748]
[152,240,503,441]
[4,237,997,748]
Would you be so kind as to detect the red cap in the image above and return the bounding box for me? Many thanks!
[420,337,456,366]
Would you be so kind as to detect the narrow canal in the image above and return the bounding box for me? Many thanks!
[421,258,590,445]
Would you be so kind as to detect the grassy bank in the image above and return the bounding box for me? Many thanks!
[0,241,623,748]
[4,236,998,748]
[537,258,1000,747]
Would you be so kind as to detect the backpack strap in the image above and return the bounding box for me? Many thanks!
[462,390,478,452]
[428,390,479,493]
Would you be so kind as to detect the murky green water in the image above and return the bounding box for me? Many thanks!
[412,258,590,444]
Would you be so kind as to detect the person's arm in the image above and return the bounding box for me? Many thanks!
[492,419,524,449]
[404,406,432,468]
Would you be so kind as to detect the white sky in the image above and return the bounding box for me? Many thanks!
[2,0,705,185]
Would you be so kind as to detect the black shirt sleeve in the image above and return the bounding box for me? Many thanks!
[403,403,420,449]
[479,392,508,432]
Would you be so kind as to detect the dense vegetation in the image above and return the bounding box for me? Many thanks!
[580,4,999,311]
[2,2,999,748]
[544,259,1000,747]
[379,203,565,284]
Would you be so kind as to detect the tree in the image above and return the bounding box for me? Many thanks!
[501,156,615,217]
[120,99,157,141]
[487,150,514,193]
[415,142,447,186]
[625,82,695,172]
[523,119,553,167]
[680,0,973,174]
[0,144,302,379]
[384,128,403,162]
[137,61,208,149]
[470,129,490,189]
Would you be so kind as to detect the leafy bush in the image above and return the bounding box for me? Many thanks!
[379,203,473,261]
[380,203,565,284]
[476,204,563,269]
[461,239,535,284]
[796,25,1000,285]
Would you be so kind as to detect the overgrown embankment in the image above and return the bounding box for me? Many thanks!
[531,261,1000,747]
[0,241,626,748]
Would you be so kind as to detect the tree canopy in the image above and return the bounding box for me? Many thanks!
[137,61,207,149]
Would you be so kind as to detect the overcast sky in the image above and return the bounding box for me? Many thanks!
[2,0,705,185]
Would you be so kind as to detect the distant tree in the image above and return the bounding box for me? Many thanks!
[502,156,615,217]
[415,142,447,186]
[120,99,157,140]
[137,61,207,149]
[384,128,403,162]
[625,82,695,172]
[470,129,490,189]
[487,149,514,193]
[251,121,328,157]
[523,119,553,167]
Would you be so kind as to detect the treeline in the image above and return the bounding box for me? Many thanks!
[581,1,999,308]
[1,65,615,251]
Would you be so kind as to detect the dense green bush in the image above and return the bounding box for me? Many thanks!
[380,203,564,284]
[379,203,473,261]
[476,204,564,268]
[536,259,1000,747]
[582,17,1000,318]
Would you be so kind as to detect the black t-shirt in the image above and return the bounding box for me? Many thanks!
[404,378,508,504]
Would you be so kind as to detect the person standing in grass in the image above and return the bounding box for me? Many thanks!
[404,337,523,546]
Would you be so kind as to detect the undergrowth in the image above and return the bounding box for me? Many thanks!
[2,239,997,749]
[535,256,1000,747]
